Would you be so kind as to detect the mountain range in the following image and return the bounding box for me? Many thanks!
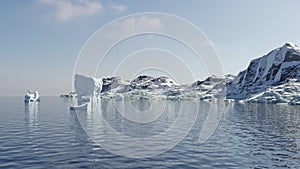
[74,42,300,104]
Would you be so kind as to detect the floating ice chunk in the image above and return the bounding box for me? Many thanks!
[24,90,40,102]
[74,74,102,98]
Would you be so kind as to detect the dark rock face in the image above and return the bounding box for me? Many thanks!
[130,75,153,91]
[226,43,300,99]
[101,76,128,93]
[280,65,300,81]
[189,76,229,89]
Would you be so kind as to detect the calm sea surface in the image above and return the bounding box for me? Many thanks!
[0,97,299,168]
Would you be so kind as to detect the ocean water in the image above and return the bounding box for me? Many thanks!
[0,97,299,168]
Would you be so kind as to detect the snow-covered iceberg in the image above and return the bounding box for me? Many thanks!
[74,74,102,99]
[24,90,40,102]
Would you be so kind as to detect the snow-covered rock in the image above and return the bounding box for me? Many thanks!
[130,75,180,91]
[101,76,130,95]
[73,74,234,100]
[72,42,300,104]
[120,75,180,98]
[185,74,235,100]
[244,79,300,104]
[226,42,300,100]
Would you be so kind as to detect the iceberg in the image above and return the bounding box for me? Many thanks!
[24,90,40,102]
[70,102,88,111]
[74,74,102,99]
[60,92,77,98]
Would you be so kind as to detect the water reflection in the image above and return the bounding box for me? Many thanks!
[69,97,299,167]
[24,102,39,128]
[24,101,40,153]
[74,97,203,158]
[226,103,300,168]
[61,97,78,108]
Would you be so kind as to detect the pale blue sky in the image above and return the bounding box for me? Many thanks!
[0,0,300,96]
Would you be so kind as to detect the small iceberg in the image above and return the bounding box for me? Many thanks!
[70,102,88,111]
[24,90,40,102]
[60,92,77,98]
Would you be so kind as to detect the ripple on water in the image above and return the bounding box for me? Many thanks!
[0,97,299,168]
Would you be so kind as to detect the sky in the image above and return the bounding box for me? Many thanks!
[0,0,300,96]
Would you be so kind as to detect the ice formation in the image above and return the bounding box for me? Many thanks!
[24,90,40,102]
[73,43,300,104]
[74,74,102,99]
